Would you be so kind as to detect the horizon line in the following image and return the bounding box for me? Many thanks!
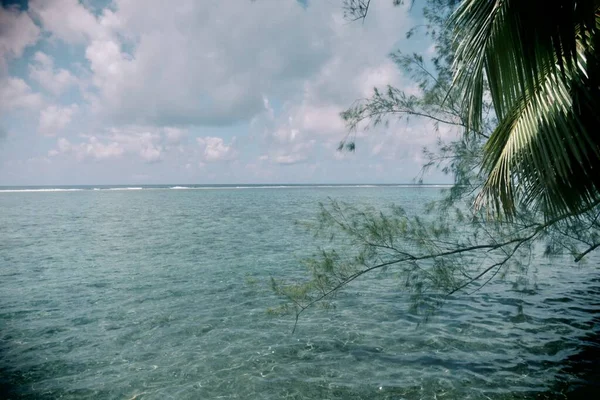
[0,182,453,187]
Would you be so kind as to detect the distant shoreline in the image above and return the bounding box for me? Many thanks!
[0,183,454,193]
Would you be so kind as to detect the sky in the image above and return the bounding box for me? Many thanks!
[0,0,454,185]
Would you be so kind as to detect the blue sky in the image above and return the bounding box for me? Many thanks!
[0,0,454,185]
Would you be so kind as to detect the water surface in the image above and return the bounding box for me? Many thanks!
[1,186,598,399]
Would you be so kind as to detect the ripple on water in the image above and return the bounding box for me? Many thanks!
[0,187,599,399]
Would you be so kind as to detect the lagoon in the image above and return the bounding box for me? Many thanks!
[1,185,598,399]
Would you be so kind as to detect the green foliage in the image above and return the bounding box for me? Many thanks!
[270,0,600,331]
[273,197,600,331]
[342,0,406,22]
[451,0,600,218]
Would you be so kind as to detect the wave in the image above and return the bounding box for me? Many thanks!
[393,184,453,188]
[221,185,381,189]
[314,185,378,188]
[0,184,452,193]
[0,188,85,193]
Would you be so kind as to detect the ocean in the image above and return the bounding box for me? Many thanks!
[0,185,598,399]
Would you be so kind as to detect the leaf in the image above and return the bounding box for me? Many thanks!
[451,0,600,217]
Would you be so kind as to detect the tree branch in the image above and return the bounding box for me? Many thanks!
[285,198,600,333]
[575,242,600,262]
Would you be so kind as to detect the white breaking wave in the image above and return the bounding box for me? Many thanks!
[234,186,288,189]
[314,185,378,188]
[0,188,85,193]
[0,184,451,193]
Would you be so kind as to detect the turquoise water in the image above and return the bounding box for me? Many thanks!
[0,186,599,399]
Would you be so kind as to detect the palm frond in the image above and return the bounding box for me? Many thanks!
[476,71,600,217]
[451,0,600,217]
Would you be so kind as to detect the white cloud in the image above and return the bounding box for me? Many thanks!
[78,137,124,160]
[196,136,237,162]
[253,100,340,166]
[265,125,317,165]
[0,8,44,117]
[361,117,462,164]
[244,3,414,167]
[83,0,334,126]
[0,77,43,112]
[293,104,346,136]
[57,137,71,152]
[29,0,106,44]
[274,153,309,165]
[164,127,187,144]
[357,61,402,98]
[108,130,164,163]
[139,145,162,163]
[38,104,78,136]
[0,5,40,70]
[51,137,124,161]
[29,0,410,129]
[1,0,450,185]
[29,52,78,95]
[47,126,192,163]
[85,39,134,96]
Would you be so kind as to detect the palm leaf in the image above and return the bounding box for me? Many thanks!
[451,0,600,217]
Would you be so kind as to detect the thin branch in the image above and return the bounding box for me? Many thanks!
[291,233,536,333]
[287,199,600,333]
[575,242,600,262]
[456,240,525,296]
[343,0,372,22]
[358,109,466,129]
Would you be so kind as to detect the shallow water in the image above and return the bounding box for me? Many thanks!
[0,186,598,399]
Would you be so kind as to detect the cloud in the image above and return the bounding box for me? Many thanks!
[29,0,106,44]
[262,123,317,165]
[0,77,43,112]
[0,7,44,118]
[82,0,336,126]
[357,61,403,97]
[25,0,415,134]
[0,5,40,70]
[38,104,78,136]
[1,0,451,185]
[139,146,162,163]
[108,130,164,163]
[196,137,237,162]
[274,153,310,165]
[51,136,124,161]
[48,126,191,163]
[29,52,78,95]
[28,0,406,129]
[164,127,187,144]
[244,3,413,167]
